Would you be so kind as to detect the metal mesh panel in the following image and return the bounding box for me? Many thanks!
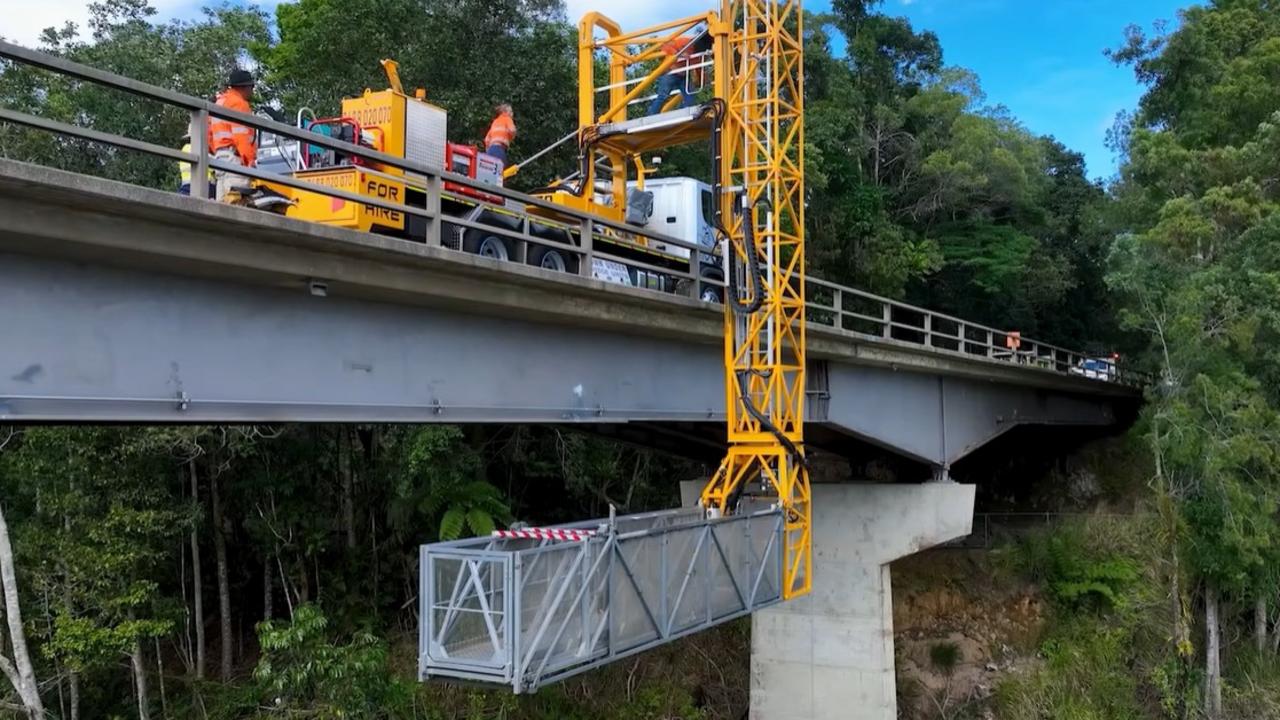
[426,554,510,675]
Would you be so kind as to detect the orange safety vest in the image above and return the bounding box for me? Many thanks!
[208,89,257,167]
[484,112,516,149]
[663,36,693,70]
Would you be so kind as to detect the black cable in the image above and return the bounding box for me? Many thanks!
[704,99,808,476]
[706,100,765,316]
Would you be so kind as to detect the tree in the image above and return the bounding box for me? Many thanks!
[3,428,186,720]
[0,430,44,719]
[1109,5,1280,710]
[0,0,271,189]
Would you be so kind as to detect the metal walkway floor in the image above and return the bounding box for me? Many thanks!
[419,504,784,693]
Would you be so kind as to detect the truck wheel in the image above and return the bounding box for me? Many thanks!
[528,245,579,275]
[699,272,724,303]
[463,230,510,262]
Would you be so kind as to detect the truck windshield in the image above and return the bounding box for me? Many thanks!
[700,188,715,227]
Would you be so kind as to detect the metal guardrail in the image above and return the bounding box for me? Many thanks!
[0,40,1139,386]
[420,505,784,693]
[942,512,1147,549]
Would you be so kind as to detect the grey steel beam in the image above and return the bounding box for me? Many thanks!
[820,363,1118,466]
[0,253,725,424]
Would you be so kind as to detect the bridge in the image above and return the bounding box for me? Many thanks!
[0,159,1135,476]
[0,39,1141,720]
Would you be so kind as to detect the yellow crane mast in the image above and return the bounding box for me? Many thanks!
[566,0,811,601]
[702,0,811,600]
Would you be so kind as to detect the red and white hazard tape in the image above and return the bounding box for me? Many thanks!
[492,527,597,542]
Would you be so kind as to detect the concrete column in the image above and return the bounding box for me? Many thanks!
[749,483,975,720]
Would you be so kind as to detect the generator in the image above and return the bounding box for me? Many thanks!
[265,60,505,235]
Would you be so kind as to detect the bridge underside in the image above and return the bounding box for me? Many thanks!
[0,252,1128,471]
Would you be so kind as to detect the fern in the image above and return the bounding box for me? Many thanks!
[439,508,466,541]
[466,508,496,536]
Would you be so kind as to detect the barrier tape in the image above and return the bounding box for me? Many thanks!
[492,527,598,542]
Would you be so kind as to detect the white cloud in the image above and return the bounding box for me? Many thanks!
[2,0,202,48]
[563,0,718,36]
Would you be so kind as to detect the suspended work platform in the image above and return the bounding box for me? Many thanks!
[419,503,784,693]
[590,105,717,156]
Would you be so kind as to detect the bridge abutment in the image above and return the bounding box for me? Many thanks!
[681,481,974,719]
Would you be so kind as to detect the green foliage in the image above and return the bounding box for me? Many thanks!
[928,641,961,676]
[1222,648,1280,719]
[802,5,1113,347]
[1011,523,1139,613]
[992,514,1171,720]
[254,604,409,716]
[996,620,1144,720]
[398,426,513,540]
[0,427,186,676]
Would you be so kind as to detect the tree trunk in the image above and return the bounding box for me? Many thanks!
[262,558,273,623]
[0,502,45,718]
[1256,597,1268,654]
[1205,584,1222,720]
[1273,597,1280,654]
[209,472,233,680]
[340,428,356,551]
[61,510,80,720]
[188,461,206,681]
[68,669,79,720]
[1152,418,1192,720]
[154,637,167,719]
[129,627,150,720]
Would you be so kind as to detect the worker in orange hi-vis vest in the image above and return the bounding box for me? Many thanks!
[1005,331,1022,361]
[208,68,257,202]
[648,36,693,115]
[484,104,516,167]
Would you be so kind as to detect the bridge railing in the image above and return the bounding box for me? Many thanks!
[805,278,1110,377]
[0,40,1135,386]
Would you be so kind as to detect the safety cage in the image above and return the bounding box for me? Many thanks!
[419,504,784,693]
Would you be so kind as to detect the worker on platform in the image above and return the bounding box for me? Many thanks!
[484,103,516,167]
[208,68,258,202]
[647,26,709,115]
[177,132,214,198]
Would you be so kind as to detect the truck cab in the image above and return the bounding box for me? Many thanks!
[600,176,721,301]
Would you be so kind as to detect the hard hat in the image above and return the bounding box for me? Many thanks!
[227,68,255,88]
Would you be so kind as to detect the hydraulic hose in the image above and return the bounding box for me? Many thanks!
[706,99,765,315]
[704,99,808,482]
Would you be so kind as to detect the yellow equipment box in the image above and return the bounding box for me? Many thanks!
[277,167,407,234]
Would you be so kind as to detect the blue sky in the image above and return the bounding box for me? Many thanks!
[16,0,1188,178]
[878,0,1186,180]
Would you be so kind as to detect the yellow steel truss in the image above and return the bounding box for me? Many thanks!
[574,0,809,600]
[699,0,810,600]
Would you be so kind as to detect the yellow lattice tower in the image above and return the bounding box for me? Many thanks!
[700,0,810,599]
[572,0,809,600]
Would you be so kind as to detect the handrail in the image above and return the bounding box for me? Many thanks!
[0,40,1141,387]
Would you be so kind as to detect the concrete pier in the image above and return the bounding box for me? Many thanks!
[748,483,975,719]
[680,480,975,719]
